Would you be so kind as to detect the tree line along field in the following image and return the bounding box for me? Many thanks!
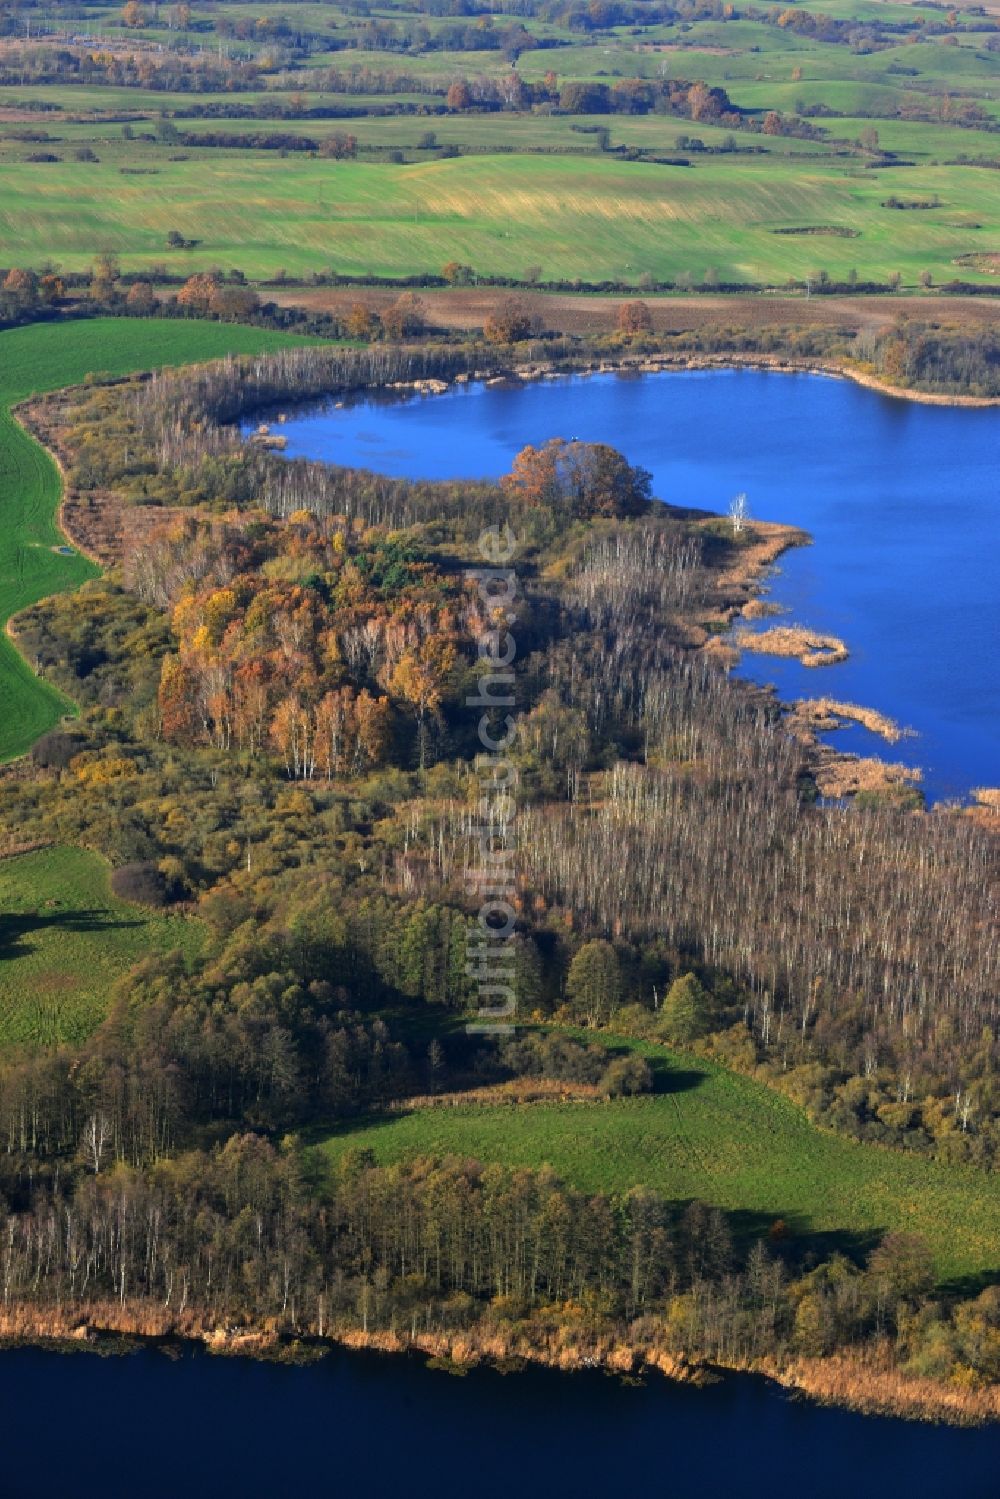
[0,0,998,287]
[0,318,321,762]
[0,845,203,1046]
[5,834,997,1290]
[315,1030,1000,1290]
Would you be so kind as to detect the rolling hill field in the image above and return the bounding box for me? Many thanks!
[0,152,997,284]
[0,0,998,289]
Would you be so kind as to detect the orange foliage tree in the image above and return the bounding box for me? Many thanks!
[616,300,652,339]
[483,296,538,345]
[504,439,652,519]
[177,273,221,312]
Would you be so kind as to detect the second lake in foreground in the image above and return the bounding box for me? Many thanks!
[5,1344,1000,1498]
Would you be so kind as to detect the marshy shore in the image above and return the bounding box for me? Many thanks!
[3,1301,999,1427]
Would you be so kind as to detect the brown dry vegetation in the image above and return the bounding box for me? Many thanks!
[789,698,911,745]
[0,1298,700,1380]
[391,1078,607,1110]
[760,1346,1000,1427]
[707,518,805,601]
[19,394,180,569]
[4,1302,998,1426]
[741,598,784,620]
[784,699,921,798]
[734,624,850,668]
[967,791,1000,834]
[811,750,922,800]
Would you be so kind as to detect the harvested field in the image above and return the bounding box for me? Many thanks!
[271,288,1000,340]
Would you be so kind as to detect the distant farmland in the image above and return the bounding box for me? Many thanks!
[0,153,998,284]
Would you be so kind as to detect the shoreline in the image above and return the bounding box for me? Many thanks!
[531,351,1000,408]
[1,1304,997,1427]
[1,341,998,1420]
[371,345,1000,409]
[235,341,1000,416]
[835,362,1000,408]
[9,346,981,806]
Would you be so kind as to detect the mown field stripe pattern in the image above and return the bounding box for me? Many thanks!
[0,155,998,283]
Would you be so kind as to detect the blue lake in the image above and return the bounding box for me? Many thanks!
[5,1344,1000,1498]
[266,369,1000,803]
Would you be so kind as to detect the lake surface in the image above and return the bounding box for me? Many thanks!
[263,369,1000,802]
[4,1343,1000,1498]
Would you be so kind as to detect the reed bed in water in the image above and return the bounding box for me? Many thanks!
[792,698,913,745]
[734,625,849,667]
[812,754,922,799]
[8,1302,998,1425]
[762,1345,1000,1426]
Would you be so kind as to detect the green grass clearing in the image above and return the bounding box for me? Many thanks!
[315,1030,1000,1289]
[0,844,203,1046]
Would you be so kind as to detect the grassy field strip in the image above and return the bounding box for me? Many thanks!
[316,1032,1000,1287]
[0,405,92,759]
[0,845,203,1046]
[0,318,320,761]
[0,155,998,281]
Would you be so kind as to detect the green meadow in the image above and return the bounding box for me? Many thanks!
[0,845,203,1046]
[0,318,319,762]
[0,152,997,283]
[316,1031,1000,1289]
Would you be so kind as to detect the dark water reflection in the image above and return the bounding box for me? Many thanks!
[4,1344,1000,1498]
